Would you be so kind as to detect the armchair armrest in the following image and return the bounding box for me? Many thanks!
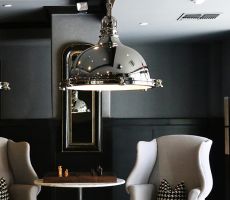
[128,184,156,200]
[197,140,213,200]
[126,139,157,193]
[188,188,201,200]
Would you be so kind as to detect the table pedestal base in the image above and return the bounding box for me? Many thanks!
[78,188,83,200]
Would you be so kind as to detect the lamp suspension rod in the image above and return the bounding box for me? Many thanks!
[106,0,112,17]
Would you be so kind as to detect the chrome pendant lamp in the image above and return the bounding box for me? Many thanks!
[0,82,10,91]
[60,0,163,91]
[72,90,90,113]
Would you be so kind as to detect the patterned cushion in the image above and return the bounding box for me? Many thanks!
[0,177,9,200]
[157,179,187,200]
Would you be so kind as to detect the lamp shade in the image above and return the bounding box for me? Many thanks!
[60,1,163,91]
[66,38,162,91]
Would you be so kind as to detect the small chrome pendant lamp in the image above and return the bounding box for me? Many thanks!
[71,90,90,113]
[60,0,163,91]
[0,82,10,91]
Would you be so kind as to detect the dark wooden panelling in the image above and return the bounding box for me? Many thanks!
[0,118,224,200]
[206,118,225,200]
[0,119,57,200]
[0,119,113,200]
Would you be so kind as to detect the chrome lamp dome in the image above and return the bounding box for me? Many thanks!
[60,0,163,91]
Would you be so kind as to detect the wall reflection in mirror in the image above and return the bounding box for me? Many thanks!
[62,43,102,152]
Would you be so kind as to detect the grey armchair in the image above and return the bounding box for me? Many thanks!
[126,135,213,200]
[0,137,40,200]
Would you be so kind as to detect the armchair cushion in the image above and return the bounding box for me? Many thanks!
[0,177,10,200]
[157,179,187,200]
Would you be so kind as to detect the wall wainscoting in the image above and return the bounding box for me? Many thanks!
[0,118,224,200]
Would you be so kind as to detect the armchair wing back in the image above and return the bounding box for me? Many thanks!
[0,137,40,200]
[0,137,14,185]
[126,135,213,200]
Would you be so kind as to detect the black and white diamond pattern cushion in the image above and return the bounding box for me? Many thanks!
[157,179,187,200]
[0,177,9,200]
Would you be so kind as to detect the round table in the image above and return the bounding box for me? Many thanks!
[34,178,125,200]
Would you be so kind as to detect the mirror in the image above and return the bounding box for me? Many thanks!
[62,43,102,152]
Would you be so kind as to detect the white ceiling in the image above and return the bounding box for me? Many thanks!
[0,0,101,24]
[0,0,73,24]
[0,0,230,42]
[113,0,230,42]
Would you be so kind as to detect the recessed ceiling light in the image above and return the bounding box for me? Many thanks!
[139,22,149,26]
[2,4,12,7]
[190,0,206,4]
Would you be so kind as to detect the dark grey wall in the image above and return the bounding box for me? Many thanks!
[222,39,230,97]
[0,20,228,200]
[0,38,223,119]
[208,42,222,117]
[110,42,222,118]
[51,14,105,118]
[222,39,230,200]
[0,39,52,119]
[0,26,224,119]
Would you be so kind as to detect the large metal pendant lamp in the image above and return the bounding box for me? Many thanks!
[60,0,163,91]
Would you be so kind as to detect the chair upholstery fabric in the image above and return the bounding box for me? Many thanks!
[0,137,40,200]
[126,135,213,200]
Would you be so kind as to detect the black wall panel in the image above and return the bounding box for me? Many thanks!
[0,40,52,119]
[110,43,220,118]
[51,14,102,118]
[0,118,223,200]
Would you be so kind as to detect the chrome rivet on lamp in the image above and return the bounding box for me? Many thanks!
[60,0,163,91]
[0,82,10,91]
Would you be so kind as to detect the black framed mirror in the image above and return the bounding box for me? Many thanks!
[62,43,102,152]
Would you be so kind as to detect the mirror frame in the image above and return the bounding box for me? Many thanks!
[62,43,102,152]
